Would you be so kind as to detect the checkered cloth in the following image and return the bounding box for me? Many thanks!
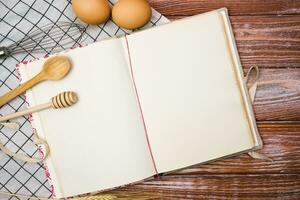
[0,1,169,199]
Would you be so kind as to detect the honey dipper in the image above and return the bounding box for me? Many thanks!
[0,91,78,122]
[0,56,71,107]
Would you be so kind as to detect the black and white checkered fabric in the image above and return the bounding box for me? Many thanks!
[0,0,168,199]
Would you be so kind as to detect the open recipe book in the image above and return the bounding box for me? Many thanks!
[18,8,262,198]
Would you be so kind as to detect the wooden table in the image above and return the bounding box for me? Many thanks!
[105,1,300,199]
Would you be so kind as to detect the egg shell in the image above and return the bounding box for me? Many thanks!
[72,0,111,25]
[112,0,152,29]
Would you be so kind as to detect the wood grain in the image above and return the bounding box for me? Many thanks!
[168,15,300,69]
[253,68,300,121]
[103,174,300,199]
[150,0,300,16]
[232,16,300,69]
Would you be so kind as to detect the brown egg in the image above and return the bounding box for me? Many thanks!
[72,0,111,25]
[112,0,152,29]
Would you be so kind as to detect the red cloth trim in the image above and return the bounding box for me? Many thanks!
[124,35,159,175]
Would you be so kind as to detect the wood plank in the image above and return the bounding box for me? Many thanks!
[233,16,300,69]
[253,69,300,121]
[103,174,300,199]
[150,0,300,16]
[172,123,300,175]
[167,15,300,69]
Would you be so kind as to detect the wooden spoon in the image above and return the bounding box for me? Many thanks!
[0,56,71,107]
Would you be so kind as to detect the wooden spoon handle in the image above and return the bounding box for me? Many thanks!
[0,73,44,107]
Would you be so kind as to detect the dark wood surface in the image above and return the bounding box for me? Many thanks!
[107,1,300,199]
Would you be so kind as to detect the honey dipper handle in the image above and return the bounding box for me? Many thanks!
[0,102,52,122]
[0,73,45,107]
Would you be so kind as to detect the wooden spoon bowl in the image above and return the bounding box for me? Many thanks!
[42,56,72,80]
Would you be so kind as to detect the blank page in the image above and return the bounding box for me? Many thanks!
[19,39,155,197]
[123,9,256,173]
